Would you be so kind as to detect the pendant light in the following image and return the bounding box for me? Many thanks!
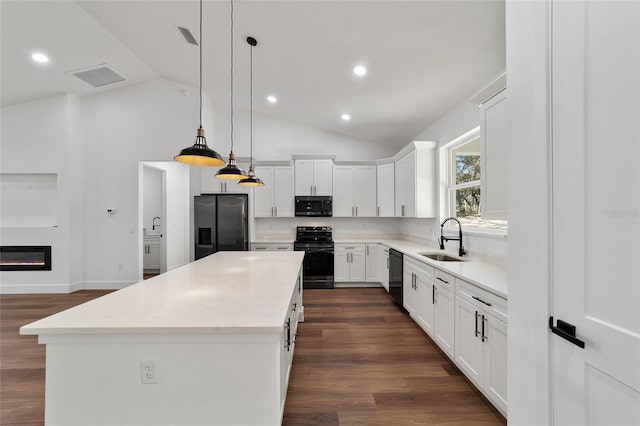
[216,0,248,180]
[239,37,264,187]
[174,0,225,167]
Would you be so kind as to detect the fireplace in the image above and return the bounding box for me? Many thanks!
[0,246,52,271]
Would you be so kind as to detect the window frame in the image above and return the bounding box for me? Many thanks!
[440,126,508,236]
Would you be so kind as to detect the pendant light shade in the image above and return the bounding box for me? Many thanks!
[175,0,225,167]
[239,36,264,187]
[216,0,248,180]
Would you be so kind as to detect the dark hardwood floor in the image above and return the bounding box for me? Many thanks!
[0,288,506,426]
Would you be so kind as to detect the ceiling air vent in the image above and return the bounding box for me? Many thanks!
[71,64,125,88]
[178,26,199,45]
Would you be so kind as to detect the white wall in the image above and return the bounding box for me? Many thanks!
[505,0,552,423]
[212,104,397,162]
[142,166,163,234]
[0,94,74,293]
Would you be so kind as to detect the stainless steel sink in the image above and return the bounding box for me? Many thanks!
[418,253,466,262]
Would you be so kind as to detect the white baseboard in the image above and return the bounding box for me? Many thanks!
[334,282,383,288]
[0,281,135,294]
[0,283,72,294]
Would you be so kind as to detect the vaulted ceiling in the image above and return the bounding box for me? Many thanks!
[1,1,505,146]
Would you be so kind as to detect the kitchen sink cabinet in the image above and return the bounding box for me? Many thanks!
[332,165,377,217]
[294,159,333,196]
[253,166,294,217]
[143,236,161,272]
[433,269,455,357]
[334,244,366,282]
[454,278,508,415]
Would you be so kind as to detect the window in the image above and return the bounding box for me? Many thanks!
[444,128,507,232]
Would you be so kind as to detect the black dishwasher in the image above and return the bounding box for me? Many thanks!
[389,249,403,307]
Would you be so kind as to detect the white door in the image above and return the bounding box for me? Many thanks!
[455,296,483,387]
[415,273,435,338]
[273,166,293,217]
[365,244,379,282]
[332,166,355,217]
[253,166,274,217]
[334,250,350,282]
[294,160,313,196]
[394,156,406,217]
[377,163,395,217]
[484,314,508,414]
[349,250,366,281]
[434,284,455,358]
[312,160,333,196]
[354,166,377,217]
[551,2,640,425]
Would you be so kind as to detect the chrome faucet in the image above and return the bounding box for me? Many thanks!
[439,217,466,257]
[152,217,161,231]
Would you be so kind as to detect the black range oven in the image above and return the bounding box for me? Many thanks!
[294,226,334,289]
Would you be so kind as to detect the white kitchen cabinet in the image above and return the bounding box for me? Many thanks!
[403,257,435,337]
[334,244,366,282]
[376,163,395,217]
[454,278,508,415]
[433,269,455,358]
[200,164,251,195]
[250,243,293,251]
[365,243,380,282]
[480,90,508,220]
[143,236,161,272]
[394,143,436,218]
[294,159,333,196]
[332,165,376,217]
[253,166,294,217]
[380,246,390,292]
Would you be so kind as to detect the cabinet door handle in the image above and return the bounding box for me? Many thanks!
[377,206,380,216]
[355,206,358,216]
[436,277,449,284]
[352,206,355,216]
[345,246,355,249]
[472,295,491,307]
[366,245,369,256]
[549,316,585,349]
[481,315,487,342]
[432,285,436,304]
[292,303,297,312]
[274,206,278,216]
[401,205,405,216]
[475,311,480,336]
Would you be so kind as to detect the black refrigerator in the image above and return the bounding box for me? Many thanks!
[194,194,248,260]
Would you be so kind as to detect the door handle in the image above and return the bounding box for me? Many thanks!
[481,315,487,342]
[549,316,585,349]
[472,295,491,307]
[355,206,358,216]
[433,285,436,304]
[366,245,369,256]
[274,206,278,216]
[377,206,380,216]
[352,206,355,216]
[474,311,480,336]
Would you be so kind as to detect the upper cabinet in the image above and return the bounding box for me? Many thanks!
[294,159,333,196]
[394,142,436,218]
[200,164,251,195]
[253,165,294,217]
[332,165,377,217]
[376,163,395,217]
[480,90,508,220]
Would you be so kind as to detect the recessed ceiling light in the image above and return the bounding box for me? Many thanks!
[353,65,367,76]
[267,95,277,103]
[31,53,49,64]
[341,113,351,121]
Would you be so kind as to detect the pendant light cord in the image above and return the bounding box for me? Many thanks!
[249,41,253,163]
[229,0,234,154]
[199,0,203,129]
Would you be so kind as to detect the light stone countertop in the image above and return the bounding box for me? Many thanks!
[254,235,507,299]
[20,251,305,336]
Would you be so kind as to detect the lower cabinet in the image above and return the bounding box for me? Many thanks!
[365,243,381,282]
[334,244,366,282]
[433,269,455,358]
[380,246,390,292]
[403,257,435,336]
[454,278,508,415]
[143,236,161,272]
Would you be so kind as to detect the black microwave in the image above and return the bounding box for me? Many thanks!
[295,196,332,217]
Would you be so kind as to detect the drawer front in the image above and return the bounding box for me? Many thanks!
[434,269,455,292]
[456,278,507,323]
[405,257,434,281]
[251,244,272,251]
[273,244,293,251]
[335,244,365,254]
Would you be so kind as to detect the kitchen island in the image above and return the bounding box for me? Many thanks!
[20,251,305,426]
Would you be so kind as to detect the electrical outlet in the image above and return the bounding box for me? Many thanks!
[140,360,156,384]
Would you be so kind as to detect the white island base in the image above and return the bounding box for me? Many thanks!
[21,252,305,426]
